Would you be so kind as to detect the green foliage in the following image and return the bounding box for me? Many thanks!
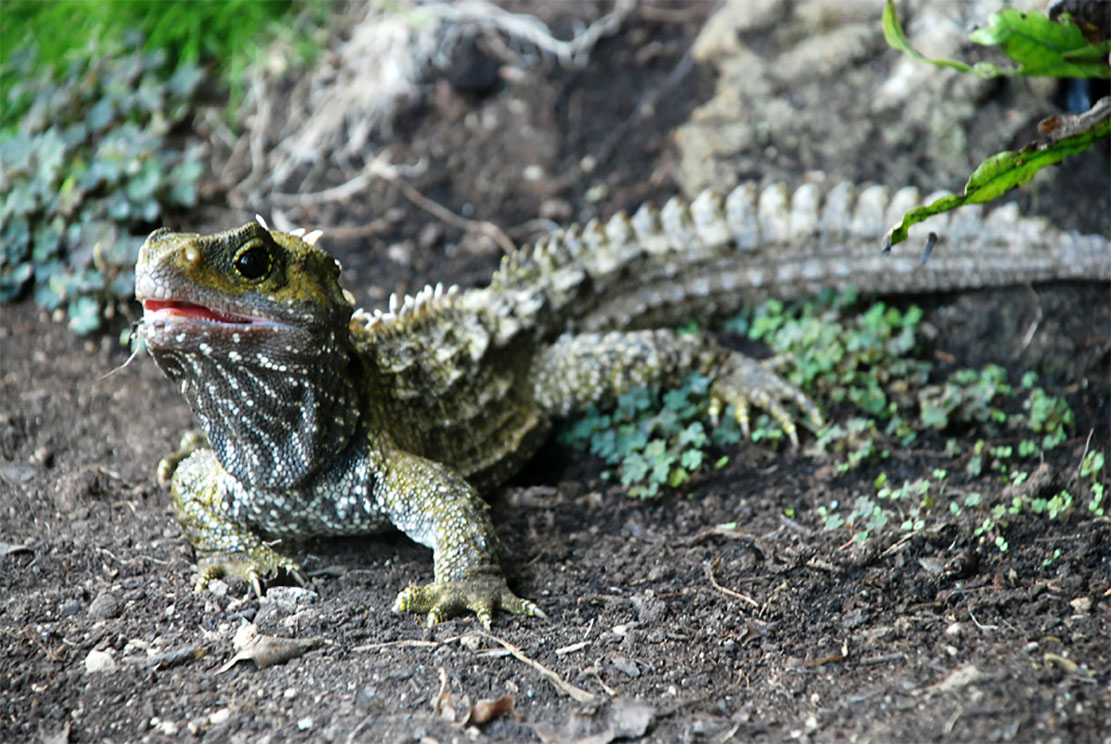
[0,46,203,333]
[883,1,1111,79]
[0,0,317,129]
[564,288,1097,517]
[884,121,1111,248]
[881,1,1110,248]
[752,289,928,468]
[564,288,1105,566]
[731,292,1100,552]
[560,373,742,498]
[819,368,1090,548]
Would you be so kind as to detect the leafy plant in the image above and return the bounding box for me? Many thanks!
[0,0,316,130]
[563,289,1103,564]
[560,373,741,499]
[881,1,1110,248]
[0,46,203,333]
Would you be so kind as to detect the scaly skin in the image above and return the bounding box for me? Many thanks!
[135,180,1110,626]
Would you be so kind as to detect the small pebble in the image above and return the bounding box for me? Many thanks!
[354,685,379,712]
[89,592,121,620]
[84,649,117,674]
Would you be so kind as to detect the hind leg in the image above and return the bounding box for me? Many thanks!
[529,330,821,445]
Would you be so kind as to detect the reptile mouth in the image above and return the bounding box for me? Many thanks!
[142,299,262,325]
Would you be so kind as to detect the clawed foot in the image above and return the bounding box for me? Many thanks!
[194,551,307,599]
[393,574,545,629]
[709,356,823,447]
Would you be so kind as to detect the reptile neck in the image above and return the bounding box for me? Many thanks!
[149,324,361,490]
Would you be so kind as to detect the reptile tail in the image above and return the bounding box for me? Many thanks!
[485,180,1110,336]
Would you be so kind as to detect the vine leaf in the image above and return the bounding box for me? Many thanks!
[885,97,1111,249]
[883,1,1111,79]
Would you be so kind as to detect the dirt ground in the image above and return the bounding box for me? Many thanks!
[2,4,1109,743]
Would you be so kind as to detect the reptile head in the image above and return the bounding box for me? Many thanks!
[136,222,360,489]
[135,221,352,331]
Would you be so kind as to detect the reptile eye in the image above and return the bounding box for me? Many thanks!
[234,241,273,281]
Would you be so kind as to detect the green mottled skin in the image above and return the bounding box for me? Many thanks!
[135,181,1110,626]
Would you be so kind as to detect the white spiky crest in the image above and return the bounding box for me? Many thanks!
[255,214,270,230]
[354,283,460,331]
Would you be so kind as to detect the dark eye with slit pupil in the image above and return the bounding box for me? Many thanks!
[235,245,271,280]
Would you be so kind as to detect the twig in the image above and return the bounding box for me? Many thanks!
[583,666,617,696]
[1073,428,1095,483]
[352,637,458,652]
[321,210,404,240]
[268,152,424,206]
[968,608,1004,630]
[475,631,595,702]
[554,640,591,656]
[392,177,516,254]
[430,0,634,69]
[269,152,516,253]
[589,50,696,171]
[432,666,450,713]
[778,513,811,535]
[704,559,760,608]
[345,714,375,744]
[270,167,377,207]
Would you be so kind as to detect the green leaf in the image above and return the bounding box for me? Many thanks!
[0,262,33,302]
[886,115,1111,247]
[680,449,703,471]
[86,97,115,131]
[678,421,707,449]
[67,295,102,334]
[882,1,971,73]
[883,1,1111,79]
[967,8,1111,78]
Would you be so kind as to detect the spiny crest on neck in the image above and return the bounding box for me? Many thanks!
[352,282,462,340]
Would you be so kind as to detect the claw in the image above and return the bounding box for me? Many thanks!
[188,549,303,599]
[392,576,542,627]
[733,396,752,440]
[249,571,264,599]
[709,355,820,447]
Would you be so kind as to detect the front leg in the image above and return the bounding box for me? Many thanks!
[368,439,542,628]
[530,330,821,445]
[171,448,305,597]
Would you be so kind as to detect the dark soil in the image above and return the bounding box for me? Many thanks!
[2,5,1109,743]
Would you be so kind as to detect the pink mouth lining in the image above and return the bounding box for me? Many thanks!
[142,299,255,325]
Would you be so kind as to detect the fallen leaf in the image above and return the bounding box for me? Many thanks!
[467,695,515,725]
[216,635,323,673]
